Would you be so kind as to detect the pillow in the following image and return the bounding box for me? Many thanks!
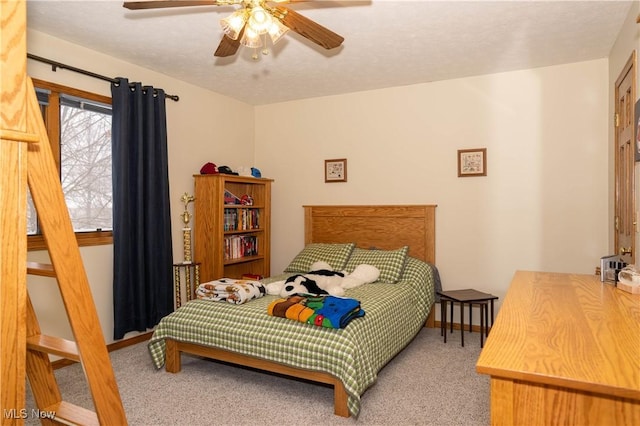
[284,243,355,273]
[344,246,409,283]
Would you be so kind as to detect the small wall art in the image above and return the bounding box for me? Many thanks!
[458,148,487,177]
[324,158,347,182]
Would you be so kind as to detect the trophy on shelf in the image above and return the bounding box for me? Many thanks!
[180,192,195,264]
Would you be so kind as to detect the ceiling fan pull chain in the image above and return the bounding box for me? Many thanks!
[251,48,259,61]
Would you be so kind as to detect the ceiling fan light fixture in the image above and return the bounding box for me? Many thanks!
[248,6,272,34]
[220,10,247,40]
[267,18,288,45]
[240,26,262,49]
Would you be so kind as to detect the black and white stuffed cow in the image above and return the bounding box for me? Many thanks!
[266,261,380,297]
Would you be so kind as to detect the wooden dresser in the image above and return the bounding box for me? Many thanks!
[476,271,640,425]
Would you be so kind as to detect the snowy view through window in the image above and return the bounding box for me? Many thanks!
[27,93,112,234]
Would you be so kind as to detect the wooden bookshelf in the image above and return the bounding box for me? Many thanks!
[193,174,273,285]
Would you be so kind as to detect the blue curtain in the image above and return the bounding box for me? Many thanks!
[111,78,173,340]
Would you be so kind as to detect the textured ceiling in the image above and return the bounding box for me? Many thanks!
[27,0,633,105]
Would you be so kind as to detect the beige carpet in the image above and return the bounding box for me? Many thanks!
[26,327,490,425]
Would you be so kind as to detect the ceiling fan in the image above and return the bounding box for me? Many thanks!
[122,0,345,59]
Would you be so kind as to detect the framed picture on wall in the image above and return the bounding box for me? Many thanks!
[325,158,347,182]
[458,148,487,177]
[635,98,640,162]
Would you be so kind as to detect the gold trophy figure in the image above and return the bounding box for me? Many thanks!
[180,192,195,264]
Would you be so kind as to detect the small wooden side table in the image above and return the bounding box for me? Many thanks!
[437,289,498,347]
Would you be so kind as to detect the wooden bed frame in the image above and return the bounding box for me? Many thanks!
[164,205,437,417]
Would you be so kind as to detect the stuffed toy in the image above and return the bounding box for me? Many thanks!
[266,261,380,298]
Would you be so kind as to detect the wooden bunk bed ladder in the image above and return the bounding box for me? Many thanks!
[23,78,127,425]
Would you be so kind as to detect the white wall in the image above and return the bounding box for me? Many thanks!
[26,30,255,343]
[255,59,610,319]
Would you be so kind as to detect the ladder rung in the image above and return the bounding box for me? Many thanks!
[27,261,56,277]
[27,334,80,362]
[43,401,99,426]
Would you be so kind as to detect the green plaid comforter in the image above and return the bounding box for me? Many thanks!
[148,257,435,417]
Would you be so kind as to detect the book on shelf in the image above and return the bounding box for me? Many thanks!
[224,235,258,260]
[224,208,260,231]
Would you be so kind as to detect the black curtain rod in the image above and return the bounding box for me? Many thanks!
[27,53,179,102]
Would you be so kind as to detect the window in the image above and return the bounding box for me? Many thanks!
[28,79,113,250]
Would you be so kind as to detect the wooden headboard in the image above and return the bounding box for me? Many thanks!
[303,205,437,264]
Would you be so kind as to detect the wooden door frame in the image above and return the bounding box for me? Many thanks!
[614,51,637,263]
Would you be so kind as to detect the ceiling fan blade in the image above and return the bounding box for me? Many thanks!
[274,6,344,50]
[123,1,226,10]
[214,27,244,57]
